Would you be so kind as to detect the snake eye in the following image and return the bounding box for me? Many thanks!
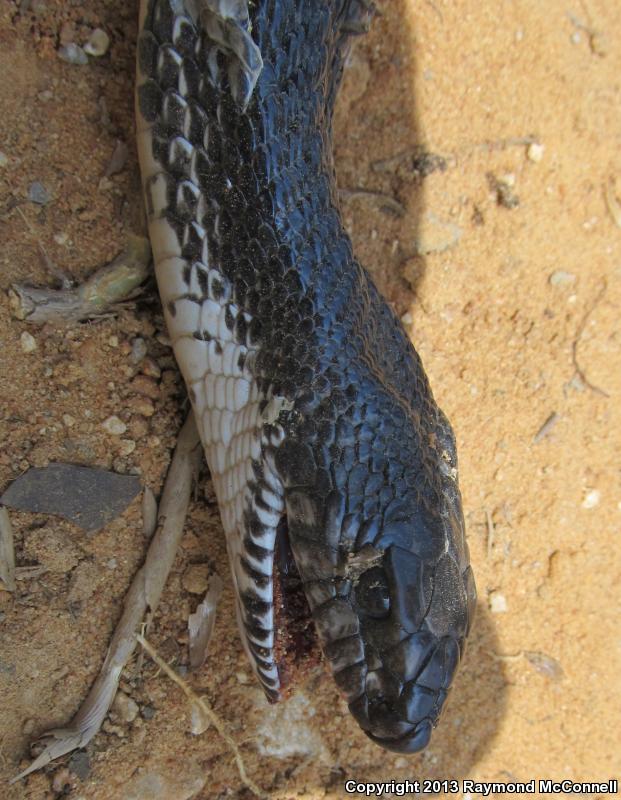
[355,566,391,619]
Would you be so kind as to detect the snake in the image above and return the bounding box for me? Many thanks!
[135,0,476,753]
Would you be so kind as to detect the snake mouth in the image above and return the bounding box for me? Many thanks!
[365,720,434,754]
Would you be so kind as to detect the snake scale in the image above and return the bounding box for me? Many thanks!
[136,0,476,753]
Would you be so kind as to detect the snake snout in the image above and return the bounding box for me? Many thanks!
[322,501,473,752]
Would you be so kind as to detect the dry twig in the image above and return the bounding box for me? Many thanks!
[137,634,267,799]
[8,235,151,325]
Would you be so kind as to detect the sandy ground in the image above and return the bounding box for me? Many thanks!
[1,1,620,798]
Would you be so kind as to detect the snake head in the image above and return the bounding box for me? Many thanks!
[274,395,476,752]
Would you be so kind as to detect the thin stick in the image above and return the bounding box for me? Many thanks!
[136,634,267,800]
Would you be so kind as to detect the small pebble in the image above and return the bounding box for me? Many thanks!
[400,311,413,326]
[112,690,139,723]
[527,142,544,162]
[118,439,137,456]
[499,172,516,187]
[102,719,126,737]
[108,335,119,347]
[128,396,156,417]
[84,28,110,57]
[0,151,8,168]
[190,704,210,735]
[489,592,508,613]
[549,270,576,286]
[129,416,149,438]
[22,718,36,736]
[106,558,117,569]
[141,705,155,720]
[182,564,210,595]
[62,414,76,427]
[53,231,69,245]
[131,374,160,399]
[141,357,161,379]
[130,337,148,364]
[58,43,89,65]
[582,489,600,509]
[20,331,37,353]
[27,181,50,205]
[102,415,127,435]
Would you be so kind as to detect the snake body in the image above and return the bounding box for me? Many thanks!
[136,0,476,753]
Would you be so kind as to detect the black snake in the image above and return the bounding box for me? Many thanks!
[136,0,476,753]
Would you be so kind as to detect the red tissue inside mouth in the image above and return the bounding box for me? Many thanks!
[271,516,321,699]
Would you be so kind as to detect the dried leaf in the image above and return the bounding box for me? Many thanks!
[524,650,565,681]
[188,574,224,670]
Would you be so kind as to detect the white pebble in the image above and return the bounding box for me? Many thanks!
[118,439,136,455]
[130,337,148,363]
[84,28,110,57]
[58,43,88,65]
[62,414,76,427]
[102,415,127,435]
[112,690,139,723]
[401,311,413,326]
[527,142,544,162]
[549,270,576,286]
[20,331,37,353]
[489,592,508,613]
[582,489,601,509]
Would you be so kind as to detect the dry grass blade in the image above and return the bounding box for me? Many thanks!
[11,413,201,784]
[136,634,267,799]
[0,506,16,591]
